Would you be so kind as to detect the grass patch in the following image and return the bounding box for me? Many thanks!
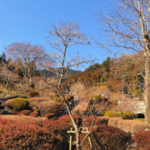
[133,118,145,123]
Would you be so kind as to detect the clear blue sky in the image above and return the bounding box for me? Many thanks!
[0,0,114,71]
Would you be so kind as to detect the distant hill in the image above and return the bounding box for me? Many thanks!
[39,69,82,78]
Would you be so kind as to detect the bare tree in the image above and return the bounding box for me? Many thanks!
[5,42,48,86]
[97,0,150,123]
[45,22,96,150]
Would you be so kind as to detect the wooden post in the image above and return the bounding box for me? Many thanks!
[69,128,73,150]
[67,127,92,150]
[86,127,92,149]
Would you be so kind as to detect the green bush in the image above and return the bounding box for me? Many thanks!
[104,111,133,119]
[27,90,40,98]
[122,111,132,119]
[11,98,29,111]
[53,97,62,103]
[104,111,121,117]
[91,95,101,102]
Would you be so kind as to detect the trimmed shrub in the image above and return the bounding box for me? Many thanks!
[34,108,40,115]
[27,90,40,98]
[44,113,55,120]
[11,98,29,111]
[29,97,52,107]
[59,115,82,125]
[38,101,62,115]
[29,111,38,118]
[41,120,71,150]
[133,131,150,150]
[49,93,58,99]
[0,117,61,150]
[83,116,109,127]
[104,111,133,119]
[53,97,62,103]
[91,125,132,150]
[122,111,133,119]
[19,110,31,115]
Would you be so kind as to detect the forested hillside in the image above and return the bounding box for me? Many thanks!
[62,53,144,99]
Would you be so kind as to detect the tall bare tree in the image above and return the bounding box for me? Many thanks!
[97,0,150,123]
[5,42,48,86]
[45,22,96,150]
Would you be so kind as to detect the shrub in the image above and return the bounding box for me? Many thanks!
[38,101,62,115]
[0,117,61,150]
[44,113,55,120]
[49,93,58,99]
[34,108,40,115]
[41,120,71,150]
[27,90,40,98]
[83,116,109,127]
[133,131,150,150]
[11,98,29,111]
[122,111,133,119]
[91,95,101,102]
[53,97,62,102]
[104,111,133,119]
[19,110,31,115]
[29,111,38,118]
[59,115,82,125]
[29,97,52,107]
[91,125,132,150]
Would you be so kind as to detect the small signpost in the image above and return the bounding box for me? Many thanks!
[67,127,92,150]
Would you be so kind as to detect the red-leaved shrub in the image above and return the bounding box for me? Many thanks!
[0,117,61,150]
[41,120,71,150]
[29,97,52,107]
[133,131,150,150]
[19,110,31,115]
[38,100,62,115]
[58,115,82,124]
[29,111,38,118]
[82,116,109,127]
[90,125,131,150]
[44,113,55,120]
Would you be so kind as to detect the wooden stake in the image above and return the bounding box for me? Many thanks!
[86,128,92,149]
[69,128,73,150]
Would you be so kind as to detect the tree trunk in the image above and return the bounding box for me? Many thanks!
[145,49,150,123]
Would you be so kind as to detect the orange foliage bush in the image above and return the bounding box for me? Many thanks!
[90,125,131,150]
[29,97,52,107]
[133,131,150,150]
[0,117,61,150]
[19,110,31,115]
[58,115,82,124]
[29,111,38,118]
[38,100,62,115]
[44,113,55,120]
[82,116,109,127]
[0,115,41,125]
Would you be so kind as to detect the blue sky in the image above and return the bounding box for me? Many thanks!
[0,0,114,71]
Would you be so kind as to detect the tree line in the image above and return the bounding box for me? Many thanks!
[63,53,144,100]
